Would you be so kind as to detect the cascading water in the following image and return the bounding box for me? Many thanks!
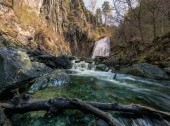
[13,60,170,126]
[92,37,110,58]
[68,60,170,126]
[71,60,96,71]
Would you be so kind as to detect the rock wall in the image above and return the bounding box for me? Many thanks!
[41,0,106,56]
[0,0,107,57]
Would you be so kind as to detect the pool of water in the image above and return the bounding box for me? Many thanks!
[11,69,170,126]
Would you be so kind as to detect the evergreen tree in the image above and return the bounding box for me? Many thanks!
[102,1,111,24]
[96,8,102,24]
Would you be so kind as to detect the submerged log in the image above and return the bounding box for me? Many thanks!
[2,98,170,125]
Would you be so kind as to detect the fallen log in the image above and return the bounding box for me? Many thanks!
[2,98,170,125]
[3,98,121,126]
[87,102,170,119]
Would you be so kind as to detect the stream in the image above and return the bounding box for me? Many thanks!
[11,61,170,126]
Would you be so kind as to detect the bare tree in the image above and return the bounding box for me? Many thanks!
[127,0,144,41]
[113,0,144,41]
[144,0,162,38]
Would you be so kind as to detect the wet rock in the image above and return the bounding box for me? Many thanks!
[94,56,107,64]
[119,63,170,80]
[80,57,93,63]
[96,119,108,126]
[51,55,72,69]
[88,63,96,70]
[85,59,93,64]
[0,108,11,126]
[102,58,117,67]
[68,55,76,61]
[96,64,108,71]
[0,47,52,94]
[75,59,81,63]
[164,67,170,75]
[109,67,116,73]
[72,61,89,70]
[32,55,72,69]
[28,69,70,93]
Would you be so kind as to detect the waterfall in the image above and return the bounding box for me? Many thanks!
[92,37,110,59]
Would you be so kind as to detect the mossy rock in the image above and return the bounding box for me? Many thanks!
[28,69,70,93]
[132,63,170,80]
[119,67,145,78]
[119,63,170,80]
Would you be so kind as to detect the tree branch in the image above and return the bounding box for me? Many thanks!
[87,102,170,119]
[2,98,170,125]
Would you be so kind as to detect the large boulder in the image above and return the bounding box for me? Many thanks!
[28,69,70,93]
[0,47,52,93]
[129,63,169,80]
[96,64,108,71]
[37,55,72,69]
[28,50,72,69]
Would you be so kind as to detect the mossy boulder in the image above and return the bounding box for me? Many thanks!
[96,64,108,71]
[0,47,52,93]
[28,69,70,93]
[120,63,170,80]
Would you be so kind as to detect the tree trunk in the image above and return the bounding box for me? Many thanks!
[138,19,144,41]
[153,11,156,38]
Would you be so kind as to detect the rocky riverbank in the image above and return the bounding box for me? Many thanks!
[0,44,169,99]
[0,46,72,99]
[0,45,170,126]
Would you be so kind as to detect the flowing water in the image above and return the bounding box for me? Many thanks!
[92,37,110,58]
[12,61,170,126]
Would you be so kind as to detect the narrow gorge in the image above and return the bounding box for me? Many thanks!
[0,0,109,57]
[0,0,170,126]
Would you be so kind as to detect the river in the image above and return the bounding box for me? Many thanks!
[12,61,170,126]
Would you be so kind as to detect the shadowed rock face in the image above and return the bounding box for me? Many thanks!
[35,55,72,69]
[41,0,100,56]
[27,50,72,69]
[0,47,52,92]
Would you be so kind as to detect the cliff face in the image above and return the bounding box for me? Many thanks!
[0,0,107,56]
